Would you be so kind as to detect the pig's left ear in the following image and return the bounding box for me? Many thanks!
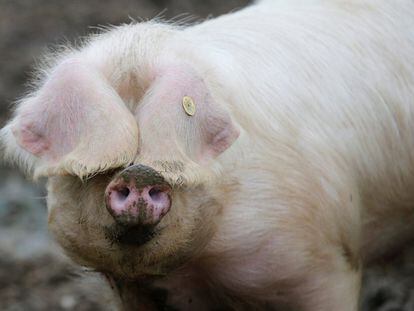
[1,59,138,178]
[163,64,240,164]
[195,96,240,163]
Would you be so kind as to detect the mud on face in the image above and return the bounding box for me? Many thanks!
[47,162,222,279]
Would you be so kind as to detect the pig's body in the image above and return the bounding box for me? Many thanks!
[155,2,414,308]
[2,0,414,310]
[186,0,414,260]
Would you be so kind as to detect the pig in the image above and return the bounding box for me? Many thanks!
[2,0,414,310]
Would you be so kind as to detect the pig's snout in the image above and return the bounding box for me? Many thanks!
[105,165,172,226]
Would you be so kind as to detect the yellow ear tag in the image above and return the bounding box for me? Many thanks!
[182,96,196,116]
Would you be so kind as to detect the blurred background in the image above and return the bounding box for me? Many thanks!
[1,1,414,310]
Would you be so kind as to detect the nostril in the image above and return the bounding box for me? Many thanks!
[115,186,130,201]
[148,187,165,202]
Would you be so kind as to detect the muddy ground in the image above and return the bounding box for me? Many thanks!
[0,1,413,310]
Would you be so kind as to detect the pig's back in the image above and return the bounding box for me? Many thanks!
[181,1,414,260]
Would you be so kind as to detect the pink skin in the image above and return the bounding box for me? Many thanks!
[105,179,171,226]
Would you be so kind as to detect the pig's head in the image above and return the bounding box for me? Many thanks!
[0,23,240,279]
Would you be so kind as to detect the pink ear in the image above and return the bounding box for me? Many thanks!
[173,65,240,163]
[198,101,240,163]
[11,59,138,177]
[139,63,239,165]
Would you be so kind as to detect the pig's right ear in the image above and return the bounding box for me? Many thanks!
[1,60,138,178]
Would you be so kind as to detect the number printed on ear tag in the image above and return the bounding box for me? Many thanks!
[182,96,196,116]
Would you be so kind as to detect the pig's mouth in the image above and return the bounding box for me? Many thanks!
[104,223,160,246]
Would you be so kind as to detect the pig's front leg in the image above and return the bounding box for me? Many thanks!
[284,187,362,311]
[213,166,363,310]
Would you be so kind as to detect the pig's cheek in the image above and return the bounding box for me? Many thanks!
[47,193,102,265]
[48,204,84,263]
[48,202,108,268]
[159,189,220,256]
